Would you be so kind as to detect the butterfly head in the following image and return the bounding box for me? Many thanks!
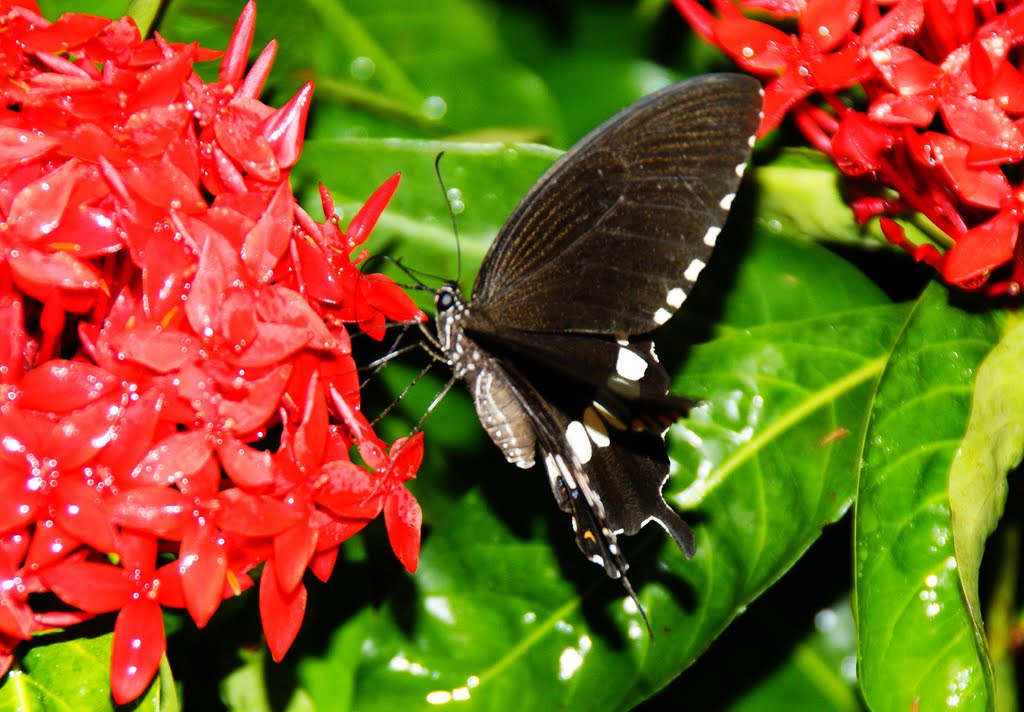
[434,281,470,361]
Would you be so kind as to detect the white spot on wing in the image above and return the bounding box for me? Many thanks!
[719,192,736,211]
[565,420,592,464]
[703,225,720,246]
[615,347,648,381]
[684,258,706,282]
[653,307,672,325]
[736,162,747,178]
[666,287,685,308]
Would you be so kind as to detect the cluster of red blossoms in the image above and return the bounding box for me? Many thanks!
[0,0,425,703]
[676,0,1024,295]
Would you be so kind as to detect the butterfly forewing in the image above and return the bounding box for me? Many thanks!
[470,73,762,335]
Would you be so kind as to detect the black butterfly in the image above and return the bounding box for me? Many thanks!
[433,74,762,623]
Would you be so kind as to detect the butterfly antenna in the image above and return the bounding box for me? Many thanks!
[620,575,655,640]
[359,253,438,292]
[434,151,462,284]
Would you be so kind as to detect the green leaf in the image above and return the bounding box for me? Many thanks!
[721,600,860,712]
[37,0,133,18]
[855,283,1002,712]
[294,227,911,711]
[949,314,1022,635]
[161,0,560,141]
[0,628,169,711]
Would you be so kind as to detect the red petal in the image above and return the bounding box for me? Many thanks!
[128,46,196,113]
[256,285,337,349]
[273,523,317,593]
[123,103,192,158]
[360,274,425,325]
[316,460,384,518]
[217,489,302,536]
[120,156,206,214]
[44,205,123,257]
[38,560,132,613]
[217,363,292,436]
[390,432,424,482]
[216,437,277,490]
[870,45,941,95]
[760,71,813,135]
[215,99,278,182]
[830,111,897,175]
[130,431,213,487]
[6,247,103,301]
[0,125,59,166]
[860,0,924,52]
[940,94,1024,163]
[259,558,306,662]
[179,520,227,628]
[19,14,111,53]
[24,520,79,570]
[927,133,1011,209]
[18,360,117,412]
[141,229,197,321]
[110,600,165,705]
[263,83,312,170]
[241,182,293,281]
[220,1,257,86]
[384,487,421,573]
[346,174,401,249]
[943,212,1019,286]
[869,93,938,126]
[52,478,118,553]
[108,486,189,539]
[714,17,793,73]
[799,0,859,54]
[982,60,1024,115]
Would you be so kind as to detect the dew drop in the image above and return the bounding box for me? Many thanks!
[350,56,375,80]
[422,96,447,120]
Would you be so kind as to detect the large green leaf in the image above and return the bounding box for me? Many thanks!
[0,627,171,711]
[855,284,1002,711]
[160,0,561,142]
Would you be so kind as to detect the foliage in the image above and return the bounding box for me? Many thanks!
[4,0,1023,710]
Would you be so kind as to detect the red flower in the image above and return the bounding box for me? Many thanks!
[675,0,1024,295]
[0,0,427,703]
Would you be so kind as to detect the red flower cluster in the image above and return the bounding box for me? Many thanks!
[676,0,1024,294]
[0,0,424,703]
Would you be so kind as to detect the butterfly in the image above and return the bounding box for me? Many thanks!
[432,74,762,624]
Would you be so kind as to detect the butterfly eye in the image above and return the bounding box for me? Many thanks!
[437,289,455,312]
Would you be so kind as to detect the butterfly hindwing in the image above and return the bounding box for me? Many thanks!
[470,73,762,335]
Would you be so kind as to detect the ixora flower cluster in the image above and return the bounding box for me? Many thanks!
[676,0,1024,295]
[0,0,424,703]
